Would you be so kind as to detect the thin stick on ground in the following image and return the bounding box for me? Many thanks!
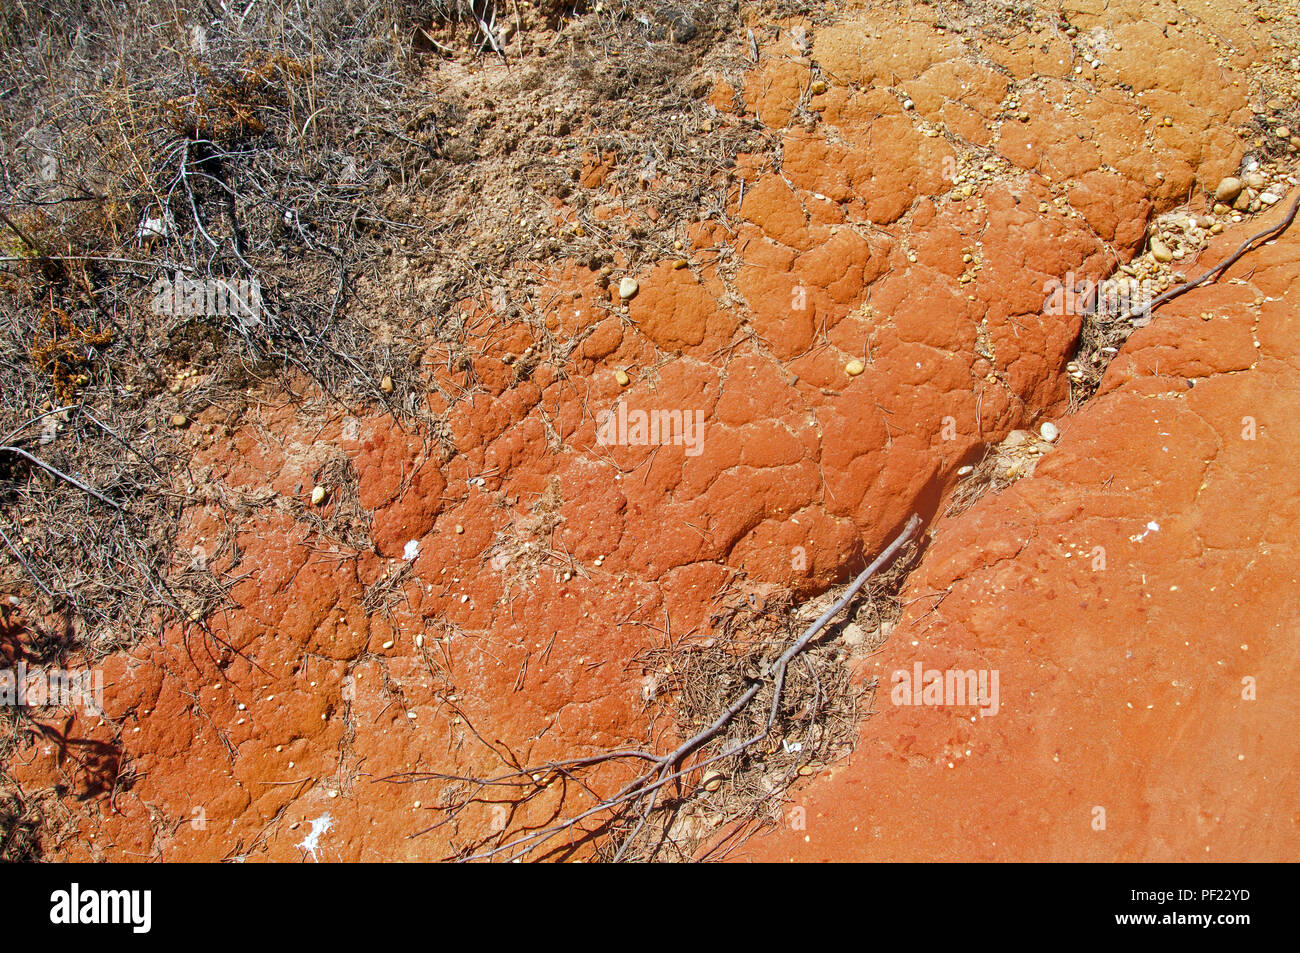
[384,514,923,863]
[0,446,125,511]
[1120,193,1300,322]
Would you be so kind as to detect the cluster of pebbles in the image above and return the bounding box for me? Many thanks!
[1135,157,1295,277]
[956,422,1061,486]
[987,422,1060,482]
[1102,159,1297,332]
[947,155,1012,202]
[1209,161,1296,218]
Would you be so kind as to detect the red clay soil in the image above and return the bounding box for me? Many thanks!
[8,0,1300,860]
[724,198,1300,862]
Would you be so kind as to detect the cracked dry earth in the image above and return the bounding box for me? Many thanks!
[11,0,1300,861]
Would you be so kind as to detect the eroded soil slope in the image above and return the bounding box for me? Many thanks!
[727,201,1300,862]
[7,0,1300,860]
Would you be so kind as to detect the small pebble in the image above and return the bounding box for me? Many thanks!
[310,486,327,506]
[614,369,631,386]
[845,359,866,376]
[1214,177,1243,202]
[1039,421,1060,443]
[617,277,639,300]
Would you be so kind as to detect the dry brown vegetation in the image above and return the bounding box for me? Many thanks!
[0,0,796,653]
[0,0,436,664]
[0,0,842,860]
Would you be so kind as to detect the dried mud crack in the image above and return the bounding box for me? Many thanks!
[3,0,1300,863]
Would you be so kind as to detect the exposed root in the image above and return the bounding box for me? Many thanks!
[377,515,922,862]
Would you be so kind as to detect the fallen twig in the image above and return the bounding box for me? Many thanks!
[0,524,57,600]
[397,514,923,863]
[0,445,125,511]
[1121,193,1300,322]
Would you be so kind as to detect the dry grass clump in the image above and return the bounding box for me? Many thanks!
[283,455,373,551]
[609,588,863,861]
[630,540,916,862]
[0,790,43,862]
[0,0,439,649]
